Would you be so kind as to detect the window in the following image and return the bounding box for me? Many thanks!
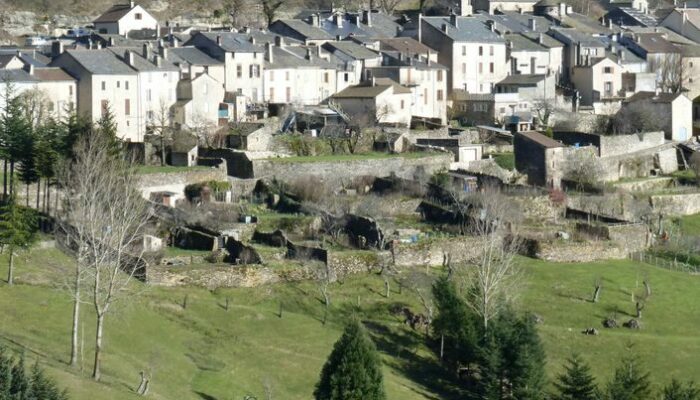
[424,88,428,105]
[604,81,613,96]
[462,46,466,56]
[237,64,242,78]
[286,71,291,80]
[69,86,73,96]
[324,72,329,83]
[117,81,120,88]
[437,70,443,81]
[47,102,54,112]
[269,87,274,100]
[437,89,443,101]
[462,63,466,77]
[125,81,129,90]
[344,73,349,82]
[478,63,483,74]
[473,103,487,112]
[489,62,494,73]
[135,13,142,20]
[489,46,494,56]
[479,46,483,56]
[270,71,274,81]
[500,107,506,114]
[147,89,152,101]
[101,100,108,117]
[604,66,612,73]
[101,81,106,91]
[125,99,130,116]
[400,99,405,109]
[286,87,291,102]
[249,65,260,78]
[147,110,154,120]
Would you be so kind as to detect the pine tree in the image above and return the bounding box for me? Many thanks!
[1,88,32,197]
[59,112,92,161]
[95,108,122,157]
[15,128,38,207]
[0,192,38,285]
[27,362,68,400]
[431,275,480,371]
[605,355,652,400]
[0,347,12,398]
[9,354,28,398]
[554,353,599,400]
[34,120,61,214]
[663,379,700,400]
[314,320,386,400]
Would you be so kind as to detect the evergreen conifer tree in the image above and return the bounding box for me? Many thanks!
[605,354,652,400]
[0,191,38,285]
[9,354,27,398]
[553,353,599,400]
[0,347,12,399]
[663,379,700,400]
[314,320,385,400]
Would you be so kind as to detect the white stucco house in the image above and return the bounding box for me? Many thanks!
[93,1,158,36]
[331,78,413,126]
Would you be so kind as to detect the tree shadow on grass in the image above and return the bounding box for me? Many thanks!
[194,391,218,400]
[362,320,468,400]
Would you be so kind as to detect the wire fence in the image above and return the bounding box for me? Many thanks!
[629,251,700,274]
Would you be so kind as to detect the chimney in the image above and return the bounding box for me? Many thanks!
[96,41,102,50]
[125,50,135,66]
[418,13,423,42]
[519,7,524,14]
[311,13,320,27]
[130,0,135,8]
[371,76,376,86]
[87,38,93,49]
[143,42,150,58]
[442,24,449,33]
[216,34,222,45]
[249,36,256,44]
[154,54,162,67]
[354,14,361,26]
[488,20,495,31]
[683,10,688,23]
[655,87,660,96]
[51,40,64,58]
[108,36,115,46]
[619,49,625,60]
[306,47,313,61]
[24,63,34,75]
[159,45,168,59]
[538,33,543,43]
[528,18,536,30]
[398,52,403,61]
[155,23,160,38]
[334,13,343,28]
[336,34,342,41]
[450,13,458,28]
[317,45,322,58]
[170,35,179,47]
[363,9,372,26]
[266,42,273,63]
[275,35,284,47]
[559,2,566,15]
[566,5,573,13]
[608,18,613,28]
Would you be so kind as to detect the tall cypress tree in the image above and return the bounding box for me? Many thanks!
[663,379,700,400]
[2,91,32,196]
[0,347,12,398]
[554,353,599,400]
[605,354,652,400]
[16,128,38,207]
[0,191,38,285]
[314,320,385,400]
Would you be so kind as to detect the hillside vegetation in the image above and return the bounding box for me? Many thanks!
[0,247,699,398]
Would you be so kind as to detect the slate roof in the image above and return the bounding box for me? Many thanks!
[379,37,433,54]
[497,74,546,86]
[521,32,564,48]
[266,46,336,69]
[0,69,38,82]
[0,55,19,68]
[107,47,180,72]
[318,11,402,39]
[94,3,133,23]
[624,91,686,103]
[561,12,617,34]
[196,32,264,53]
[505,33,549,51]
[608,7,659,27]
[626,26,697,45]
[377,51,447,70]
[475,11,553,33]
[168,47,223,66]
[551,27,607,46]
[332,78,410,98]
[679,44,700,57]
[631,33,680,53]
[322,41,379,60]
[518,130,563,148]
[33,67,75,81]
[422,16,505,43]
[59,49,136,75]
[272,19,333,40]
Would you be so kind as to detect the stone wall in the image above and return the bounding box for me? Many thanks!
[199,149,254,179]
[251,154,452,184]
[138,166,228,201]
[536,240,629,262]
[392,236,488,267]
[598,131,665,158]
[650,193,700,216]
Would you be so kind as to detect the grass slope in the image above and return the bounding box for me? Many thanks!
[0,248,699,399]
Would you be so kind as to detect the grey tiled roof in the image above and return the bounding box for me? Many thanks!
[422,16,505,43]
[266,46,336,69]
[272,19,333,40]
[318,12,402,39]
[168,46,223,66]
[0,69,38,82]
[322,41,379,60]
[475,11,553,33]
[107,46,180,72]
[504,33,548,51]
[197,32,264,53]
[497,74,546,85]
[61,49,136,75]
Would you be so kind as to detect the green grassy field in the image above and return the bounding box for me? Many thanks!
[0,248,699,399]
[676,213,700,236]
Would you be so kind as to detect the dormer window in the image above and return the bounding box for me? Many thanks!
[135,13,143,20]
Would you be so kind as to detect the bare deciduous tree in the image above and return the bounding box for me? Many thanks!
[147,100,174,166]
[690,152,700,187]
[59,134,151,381]
[563,149,604,189]
[651,54,694,94]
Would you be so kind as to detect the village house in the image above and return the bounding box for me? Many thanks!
[173,72,226,130]
[366,51,448,125]
[187,32,265,105]
[322,41,382,92]
[571,56,624,109]
[93,1,158,36]
[299,10,402,40]
[420,15,508,94]
[164,45,226,83]
[0,66,77,121]
[661,7,700,44]
[331,78,412,126]
[0,54,27,70]
[263,39,338,106]
[472,0,539,14]
[621,91,693,141]
[269,19,335,45]
[505,33,562,78]
[51,49,140,141]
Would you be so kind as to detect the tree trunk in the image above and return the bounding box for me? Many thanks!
[9,161,14,195]
[25,182,29,207]
[70,265,81,367]
[45,180,50,216]
[7,249,14,285]
[36,177,41,210]
[384,280,389,298]
[440,334,444,360]
[92,313,105,381]
[160,135,166,167]
[3,160,6,197]
[593,285,601,303]
[643,281,651,298]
